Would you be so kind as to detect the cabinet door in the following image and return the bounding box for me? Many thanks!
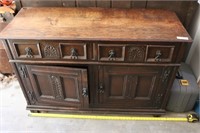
[97,66,163,109]
[26,65,89,108]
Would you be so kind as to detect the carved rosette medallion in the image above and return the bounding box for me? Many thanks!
[128,47,145,62]
[44,45,59,58]
[49,75,64,100]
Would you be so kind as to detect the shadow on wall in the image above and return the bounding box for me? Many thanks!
[186,5,200,84]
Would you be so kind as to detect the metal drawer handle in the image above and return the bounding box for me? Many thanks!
[82,88,88,97]
[108,49,116,60]
[70,48,78,59]
[98,83,104,94]
[25,47,33,58]
[155,50,162,62]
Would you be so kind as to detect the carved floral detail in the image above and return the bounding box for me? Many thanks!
[128,47,145,62]
[27,90,36,104]
[49,75,64,99]
[18,66,27,78]
[162,68,171,83]
[154,93,163,107]
[44,45,59,58]
[154,67,172,107]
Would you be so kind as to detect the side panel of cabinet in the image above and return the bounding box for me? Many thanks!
[24,65,89,108]
[96,66,171,109]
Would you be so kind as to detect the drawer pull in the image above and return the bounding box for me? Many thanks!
[82,88,88,97]
[98,83,104,94]
[108,49,116,60]
[155,50,162,62]
[70,48,78,59]
[25,47,33,58]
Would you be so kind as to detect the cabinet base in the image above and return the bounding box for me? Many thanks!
[27,105,166,116]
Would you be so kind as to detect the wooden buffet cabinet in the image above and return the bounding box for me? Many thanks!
[0,7,192,115]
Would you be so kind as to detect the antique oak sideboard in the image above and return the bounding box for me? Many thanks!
[0,7,192,115]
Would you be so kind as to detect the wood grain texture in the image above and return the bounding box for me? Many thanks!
[0,7,192,115]
[146,1,198,30]
[0,7,192,42]
[0,23,12,73]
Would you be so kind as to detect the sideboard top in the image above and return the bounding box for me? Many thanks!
[0,7,192,42]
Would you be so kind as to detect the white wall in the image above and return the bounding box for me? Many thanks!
[186,5,200,83]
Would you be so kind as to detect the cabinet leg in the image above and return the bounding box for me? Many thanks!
[30,110,41,113]
[153,115,161,117]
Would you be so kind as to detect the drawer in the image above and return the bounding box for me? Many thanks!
[97,43,176,63]
[59,43,87,60]
[146,45,175,63]
[8,40,91,60]
[98,44,125,61]
[9,40,42,59]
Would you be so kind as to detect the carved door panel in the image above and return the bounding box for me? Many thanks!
[26,65,89,108]
[97,66,164,109]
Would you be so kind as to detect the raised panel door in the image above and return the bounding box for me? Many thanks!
[26,65,89,108]
[97,66,164,109]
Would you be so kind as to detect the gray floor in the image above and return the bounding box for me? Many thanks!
[0,79,199,133]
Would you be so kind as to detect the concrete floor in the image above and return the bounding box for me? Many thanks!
[0,78,199,133]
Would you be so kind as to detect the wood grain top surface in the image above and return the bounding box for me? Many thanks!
[0,7,192,42]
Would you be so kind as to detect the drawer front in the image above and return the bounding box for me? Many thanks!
[9,40,177,63]
[98,44,125,61]
[146,45,175,63]
[59,43,87,60]
[9,40,42,59]
[98,43,177,63]
[8,40,91,60]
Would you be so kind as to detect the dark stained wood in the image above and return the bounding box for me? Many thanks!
[7,39,183,64]
[20,0,62,7]
[0,8,191,115]
[131,1,146,8]
[96,1,110,8]
[98,44,125,61]
[62,0,76,7]
[96,66,163,108]
[0,7,192,42]
[76,0,96,7]
[26,65,89,108]
[111,0,131,8]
